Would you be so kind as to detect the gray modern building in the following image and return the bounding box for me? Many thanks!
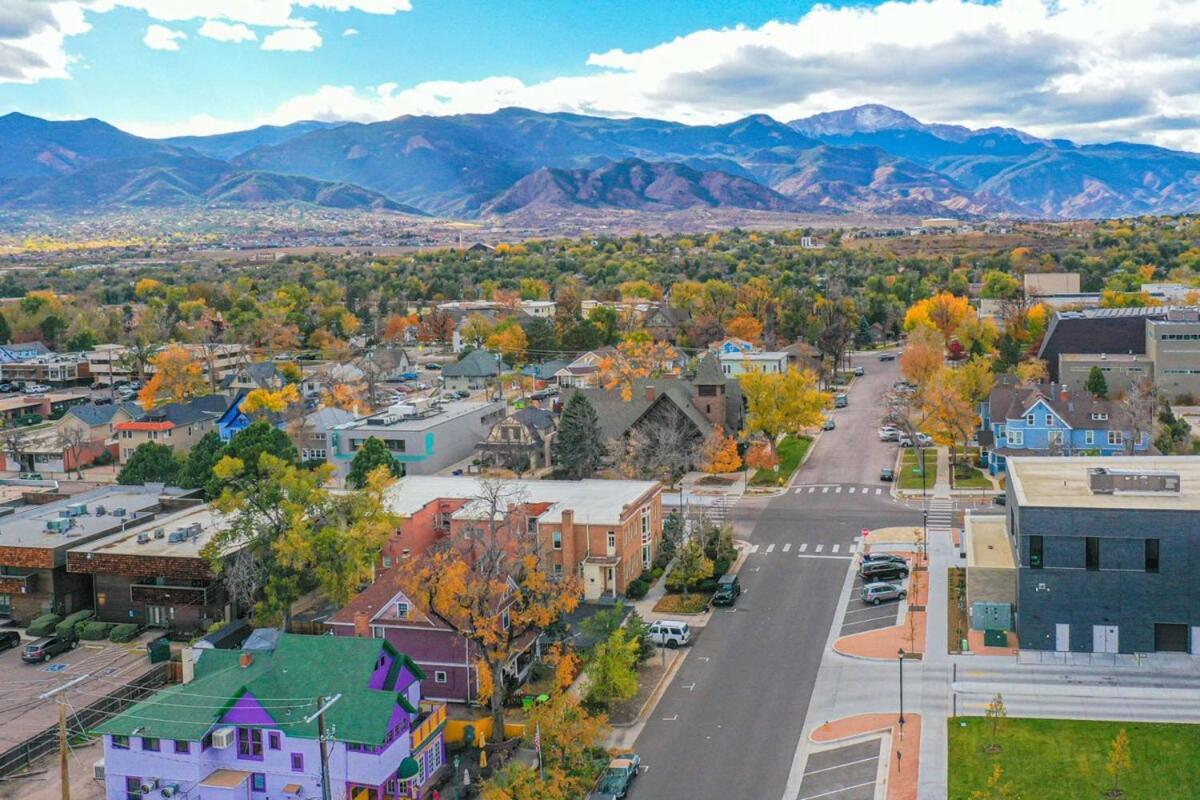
[1007,456,1200,655]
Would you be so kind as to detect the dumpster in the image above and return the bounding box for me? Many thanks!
[148,636,171,663]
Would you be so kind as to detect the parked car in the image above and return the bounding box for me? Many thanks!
[859,560,909,582]
[589,753,641,799]
[853,366,865,376]
[878,426,901,441]
[834,393,848,408]
[25,383,50,394]
[0,631,20,652]
[880,467,895,482]
[861,582,908,605]
[424,363,442,370]
[878,352,897,361]
[711,573,741,606]
[822,418,836,431]
[21,629,77,663]
[0,383,13,393]
[993,493,1007,506]
[398,372,419,381]
[128,380,142,390]
[899,433,934,448]
[89,382,106,391]
[861,553,908,568]
[647,620,691,648]
[530,388,559,400]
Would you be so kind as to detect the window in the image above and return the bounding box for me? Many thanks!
[1028,535,1043,569]
[268,731,281,751]
[1048,431,1063,447]
[382,556,393,568]
[251,773,266,793]
[1025,414,1034,425]
[125,777,142,800]
[237,727,263,759]
[141,737,159,752]
[291,753,304,772]
[111,735,129,750]
[1045,415,1053,426]
[1085,430,1095,445]
[607,531,616,551]
[434,670,448,684]
[552,531,562,550]
[202,732,213,750]
[396,602,409,618]
[501,610,510,630]
[1108,431,1123,446]
[1091,412,1109,421]
[553,563,563,576]
[1145,538,1160,573]
[1007,430,1024,446]
[174,740,189,754]
[1085,537,1100,571]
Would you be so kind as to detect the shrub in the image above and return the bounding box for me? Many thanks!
[650,566,664,581]
[711,557,731,578]
[80,621,115,641]
[27,614,62,637]
[110,624,140,643]
[93,450,114,466]
[56,609,94,635]
[624,579,649,600]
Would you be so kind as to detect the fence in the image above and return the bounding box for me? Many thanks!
[0,663,169,779]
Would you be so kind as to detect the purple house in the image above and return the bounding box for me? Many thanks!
[94,633,447,800]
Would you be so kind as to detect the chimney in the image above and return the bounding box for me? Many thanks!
[239,652,254,669]
[561,509,576,569]
[354,610,370,639]
[644,385,656,402]
[1059,384,1070,403]
[181,647,197,684]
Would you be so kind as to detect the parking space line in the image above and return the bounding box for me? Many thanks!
[842,605,888,616]
[840,614,899,628]
[798,781,877,800]
[799,543,808,552]
[809,487,816,493]
[782,543,792,552]
[803,756,878,776]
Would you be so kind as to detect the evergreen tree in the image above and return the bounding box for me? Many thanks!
[177,431,226,495]
[346,436,403,488]
[552,393,606,479]
[522,316,560,359]
[561,320,604,353]
[117,442,182,485]
[854,316,872,347]
[1085,365,1108,398]
[0,311,12,345]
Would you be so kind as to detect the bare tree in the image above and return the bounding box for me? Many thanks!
[619,405,702,487]
[220,547,264,618]
[55,423,91,479]
[1120,376,1158,454]
[1,424,31,473]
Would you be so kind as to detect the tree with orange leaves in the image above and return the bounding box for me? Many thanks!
[399,478,581,735]
[725,314,764,345]
[139,344,207,409]
[700,426,742,474]
[382,313,418,343]
[900,325,945,388]
[904,292,974,346]
[597,337,678,401]
[744,441,779,471]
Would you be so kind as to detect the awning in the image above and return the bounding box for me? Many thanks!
[282,785,302,796]
[200,770,251,789]
[398,757,421,781]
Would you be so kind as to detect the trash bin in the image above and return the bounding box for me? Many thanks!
[983,628,1008,648]
[148,636,171,663]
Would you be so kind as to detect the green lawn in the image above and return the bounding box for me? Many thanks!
[750,435,812,487]
[897,448,937,491]
[949,447,991,489]
[948,717,1200,800]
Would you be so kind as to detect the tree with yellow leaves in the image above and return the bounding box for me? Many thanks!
[904,292,974,346]
[699,425,742,474]
[400,478,581,736]
[739,368,830,455]
[241,384,301,417]
[951,356,995,406]
[920,367,979,486]
[597,338,678,401]
[900,326,945,388]
[486,320,529,363]
[1014,359,1048,385]
[138,344,207,409]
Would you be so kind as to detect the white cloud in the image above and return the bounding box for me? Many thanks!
[342,27,359,36]
[208,0,1200,151]
[197,20,257,43]
[261,24,322,51]
[143,23,186,51]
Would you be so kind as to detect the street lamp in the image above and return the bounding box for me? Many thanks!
[898,647,906,730]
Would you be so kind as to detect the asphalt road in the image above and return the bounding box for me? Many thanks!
[629,351,920,800]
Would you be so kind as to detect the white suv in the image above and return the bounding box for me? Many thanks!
[878,426,901,441]
[647,620,691,648]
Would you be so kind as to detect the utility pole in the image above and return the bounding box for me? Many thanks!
[40,674,90,800]
[305,694,342,800]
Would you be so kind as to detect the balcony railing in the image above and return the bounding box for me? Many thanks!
[412,701,446,749]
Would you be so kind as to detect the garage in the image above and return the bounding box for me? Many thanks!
[1154,623,1189,652]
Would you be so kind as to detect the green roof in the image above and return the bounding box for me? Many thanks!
[93,634,426,745]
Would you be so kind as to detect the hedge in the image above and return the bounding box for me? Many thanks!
[56,609,94,635]
[624,579,649,600]
[110,624,140,643]
[27,614,62,637]
[80,621,115,641]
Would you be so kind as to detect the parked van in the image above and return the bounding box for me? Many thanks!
[711,573,741,606]
[647,620,691,648]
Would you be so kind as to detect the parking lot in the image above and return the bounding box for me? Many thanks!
[0,634,162,752]
[840,572,905,638]
[795,740,881,800]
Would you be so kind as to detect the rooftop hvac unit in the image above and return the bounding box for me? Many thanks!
[112,508,126,517]
[167,530,186,544]
[187,522,202,536]
[95,506,106,516]
[136,533,151,545]
[139,780,158,795]
[66,503,87,517]
[210,727,235,749]
[45,518,72,533]
[153,528,165,539]
[92,760,105,781]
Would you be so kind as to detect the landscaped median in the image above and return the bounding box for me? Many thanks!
[897,447,937,491]
[949,717,1200,800]
[749,434,812,488]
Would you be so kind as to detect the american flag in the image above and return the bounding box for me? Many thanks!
[533,723,542,754]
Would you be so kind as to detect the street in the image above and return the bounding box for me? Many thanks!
[629,352,921,800]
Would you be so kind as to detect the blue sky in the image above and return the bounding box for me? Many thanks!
[0,0,1197,150]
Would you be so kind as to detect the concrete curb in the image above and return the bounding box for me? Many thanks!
[610,648,687,729]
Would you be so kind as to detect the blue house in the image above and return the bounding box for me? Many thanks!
[979,377,1151,475]
[216,391,253,442]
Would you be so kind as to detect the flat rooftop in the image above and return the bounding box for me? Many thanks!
[385,475,661,525]
[1008,456,1200,511]
[337,400,502,433]
[966,513,1014,569]
[0,485,184,551]
[69,504,232,560]
[1059,353,1151,363]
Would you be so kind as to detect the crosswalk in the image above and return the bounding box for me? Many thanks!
[794,485,886,496]
[924,497,954,537]
[747,538,859,558]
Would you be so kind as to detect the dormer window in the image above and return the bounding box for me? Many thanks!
[1044,415,1053,426]
[1091,412,1109,421]
[396,602,409,619]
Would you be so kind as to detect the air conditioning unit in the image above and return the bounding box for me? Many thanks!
[167,530,186,544]
[210,727,235,749]
[139,779,158,794]
[160,786,180,798]
[92,759,105,781]
[153,528,165,539]
[136,533,150,545]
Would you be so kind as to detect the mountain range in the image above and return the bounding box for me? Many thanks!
[1,105,1198,219]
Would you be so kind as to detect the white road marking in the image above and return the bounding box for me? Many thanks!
[749,544,760,554]
[815,544,825,553]
[795,554,854,560]
[822,487,829,494]
[799,543,808,552]
[803,756,879,776]
[832,544,840,553]
[661,714,678,721]
[809,487,816,493]
[798,780,878,800]
[849,544,858,554]
[875,488,883,495]
[782,543,792,552]
[834,486,842,493]
[848,487,856,494]
[766,543,776,553]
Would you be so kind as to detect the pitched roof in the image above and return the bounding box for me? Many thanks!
[988,379,1133,429]
[301,406,357,433]
[564,379,714,442]
[523,359,569,380]
[93,633,425,744]
[66,401,140,427]
[691,353,726,385]
[442,350,502,378]
[328,566,451,632]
